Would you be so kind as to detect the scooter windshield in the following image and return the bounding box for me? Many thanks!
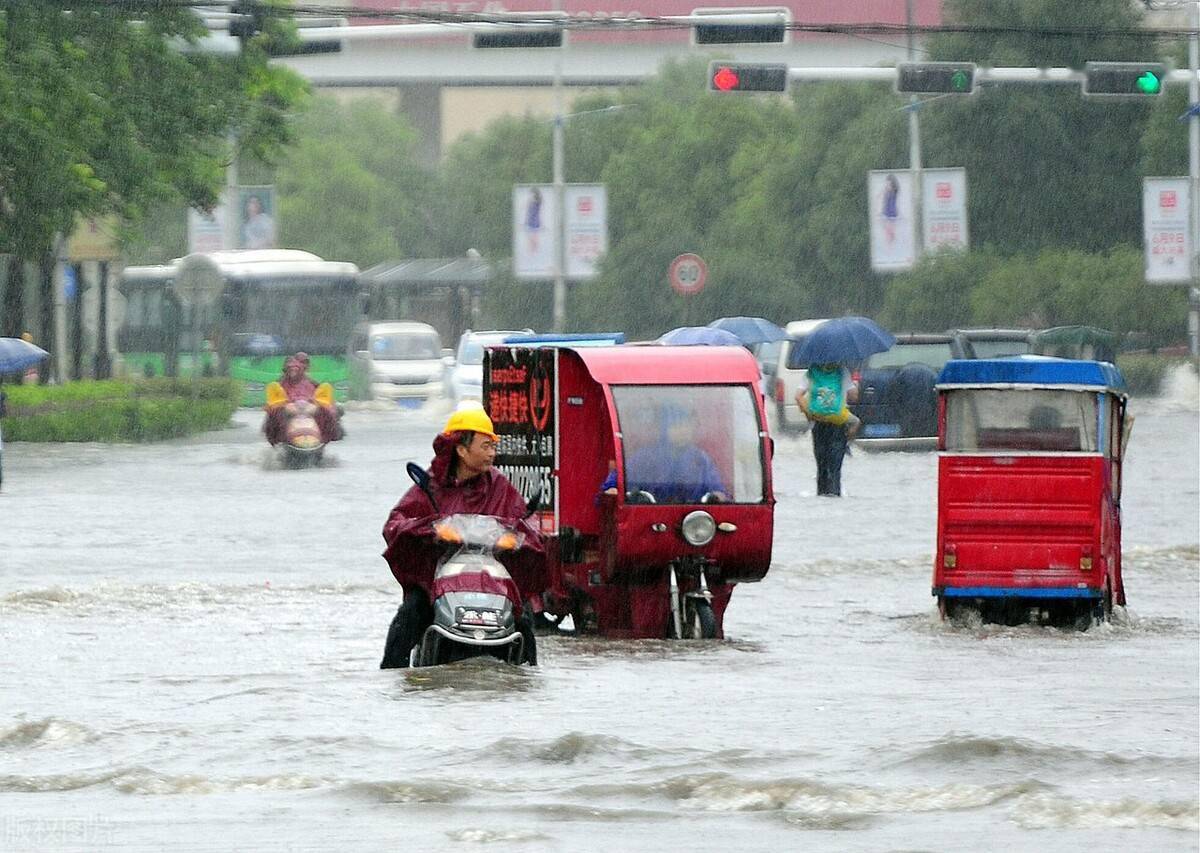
[433,514,526,553]
[611,385,765,505]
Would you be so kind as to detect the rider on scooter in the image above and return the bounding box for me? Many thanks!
[263,352,343,445]
[380,407,543,668]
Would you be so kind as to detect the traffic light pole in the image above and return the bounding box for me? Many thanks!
[551,2,568,332]
[1190,2,1200,359]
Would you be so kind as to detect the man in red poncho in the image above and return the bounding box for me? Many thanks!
[263,352,343,445]
[379,407,543,668]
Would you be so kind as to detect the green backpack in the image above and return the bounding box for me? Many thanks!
[807,366,845,418]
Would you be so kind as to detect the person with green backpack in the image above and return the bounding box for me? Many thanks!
[795,363,860,496]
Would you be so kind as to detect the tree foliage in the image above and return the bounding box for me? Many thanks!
[275,96,436,267]
[0,2,305,261]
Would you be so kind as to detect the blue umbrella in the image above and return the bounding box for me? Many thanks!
[0,337,49,373]
[791,317,895,366]
[657,326,743,347]
[707,316,787,345]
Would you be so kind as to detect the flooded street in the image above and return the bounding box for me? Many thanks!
[1,390,1197,852]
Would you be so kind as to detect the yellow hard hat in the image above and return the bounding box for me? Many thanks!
[443,408,498,441]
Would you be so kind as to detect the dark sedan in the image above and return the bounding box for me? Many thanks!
[851,333,973,449]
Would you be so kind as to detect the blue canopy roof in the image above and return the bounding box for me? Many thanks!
[937,356,1126,392]
[503,332,625,348]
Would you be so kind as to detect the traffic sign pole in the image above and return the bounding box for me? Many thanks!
[1190,1,1200,359]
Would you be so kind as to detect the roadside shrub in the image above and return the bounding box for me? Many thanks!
[1116,353,1174,396]
[2,379,241,442]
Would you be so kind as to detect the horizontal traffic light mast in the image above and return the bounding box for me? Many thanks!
[707,61,1189,95]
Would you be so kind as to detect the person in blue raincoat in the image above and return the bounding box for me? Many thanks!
[602,404,727,503]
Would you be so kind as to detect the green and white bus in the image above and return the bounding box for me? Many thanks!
[118,250,362,406]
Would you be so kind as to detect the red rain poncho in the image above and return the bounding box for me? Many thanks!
[382,433,544,602]
[263,371,341,445]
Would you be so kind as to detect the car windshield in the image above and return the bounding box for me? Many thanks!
[460,337,506,365]
[371,333,440,361]
[610,385,765,504]
[945,388,1099,452]
[969,339,1031,359]
[867,343,953,371]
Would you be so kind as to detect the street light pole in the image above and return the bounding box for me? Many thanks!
[907,0,924,258]
[551,3,567,332]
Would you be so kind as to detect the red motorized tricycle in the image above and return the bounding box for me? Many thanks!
[933,357,1131,629]
[484,339,774,639]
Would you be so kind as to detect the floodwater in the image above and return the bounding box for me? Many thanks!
[1,378,1197,852]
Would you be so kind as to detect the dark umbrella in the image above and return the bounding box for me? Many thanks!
[0,337,49,374]
[791,316,895,366]
[657,326,743,346]
[707,316,787,345]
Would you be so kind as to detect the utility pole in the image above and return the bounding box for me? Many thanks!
[551,3,567,332]
[906,0,924,257]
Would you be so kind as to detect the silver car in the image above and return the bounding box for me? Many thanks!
[447,329,533,404]
[348,321,447,405]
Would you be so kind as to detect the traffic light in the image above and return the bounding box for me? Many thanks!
[1084,62,1166,97]
[895,62,976,95]
[228,0,267,43]
[707,62,788,93]
[472,27,563,48]
[692,9,787,45]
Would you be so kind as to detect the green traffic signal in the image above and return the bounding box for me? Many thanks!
[895,62,976,95]
[1136,71,1162,95]
[1084,62,1167,97]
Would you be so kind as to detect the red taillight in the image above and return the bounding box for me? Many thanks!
[774,378,785,403]
[851,370,862,384]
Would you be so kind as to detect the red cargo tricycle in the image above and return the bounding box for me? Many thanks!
[484,340,774,639]
[933,357,1131,628]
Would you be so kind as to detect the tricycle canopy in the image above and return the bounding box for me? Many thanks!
[937,357,1127,456]
[937,356,1126,394]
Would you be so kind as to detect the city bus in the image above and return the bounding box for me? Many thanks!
[118,250,362,405]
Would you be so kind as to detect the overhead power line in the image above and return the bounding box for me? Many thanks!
[35,0,1200,41]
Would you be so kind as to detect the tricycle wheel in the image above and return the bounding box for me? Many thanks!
[691,599,715,643]
[1070,601,1094,632]
[681,599,717,639]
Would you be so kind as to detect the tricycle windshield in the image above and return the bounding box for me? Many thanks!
[945,388,1099,452]
[611,384,765,504]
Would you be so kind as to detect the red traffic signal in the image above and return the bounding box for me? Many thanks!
[707,62,788,93]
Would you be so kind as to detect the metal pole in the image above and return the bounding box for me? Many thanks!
[1189,2,1200,360]
[225,135,239,251]
[907,0,923,258]
[551,1,567,332]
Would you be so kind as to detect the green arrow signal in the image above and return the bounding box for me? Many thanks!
[1136,71,1162,94]
[950,69,969,91]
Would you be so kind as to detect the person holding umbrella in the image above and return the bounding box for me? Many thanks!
[789,317,894,497]
[796,363,860,497]
[0,334,50,491]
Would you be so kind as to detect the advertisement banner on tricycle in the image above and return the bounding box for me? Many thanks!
[485,347,559,534]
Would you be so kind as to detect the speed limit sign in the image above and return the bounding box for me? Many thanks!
[668,253,708,296]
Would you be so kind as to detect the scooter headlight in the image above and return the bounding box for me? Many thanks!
[680,510,717,547]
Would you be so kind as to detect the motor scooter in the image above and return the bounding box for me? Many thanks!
[388,463,540,668]
[265,381,339,467]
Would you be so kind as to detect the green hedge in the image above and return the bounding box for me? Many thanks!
[1115,354,1181,397]
[2,379,241,442]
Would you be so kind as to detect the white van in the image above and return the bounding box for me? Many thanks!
[765,318,829,434]
[348,321,447,404]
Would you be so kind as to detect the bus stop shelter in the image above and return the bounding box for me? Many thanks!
[359,258,492,347]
